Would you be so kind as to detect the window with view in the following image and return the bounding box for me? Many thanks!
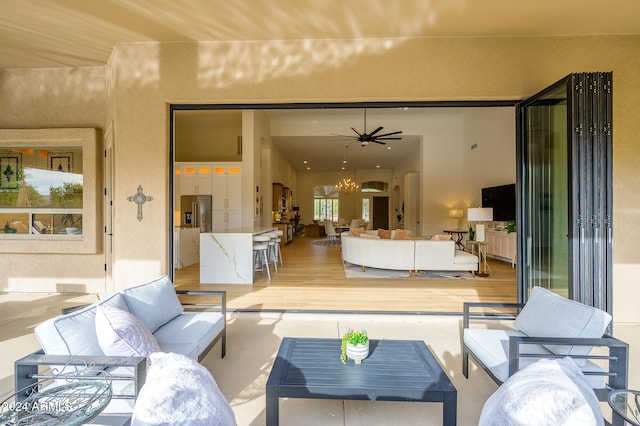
[313,185,339,222]
[362,198,370,222]
[0,148,83,235]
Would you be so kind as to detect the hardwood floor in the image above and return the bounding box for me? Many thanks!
[175,235,517,313]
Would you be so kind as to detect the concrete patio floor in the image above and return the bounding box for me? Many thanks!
[1,292,638,425]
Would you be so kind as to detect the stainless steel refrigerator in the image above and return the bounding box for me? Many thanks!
[180,195,212,232]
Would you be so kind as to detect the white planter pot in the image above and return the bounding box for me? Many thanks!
[346,342,369,364]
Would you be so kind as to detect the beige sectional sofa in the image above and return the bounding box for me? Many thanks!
[341,230,478,275]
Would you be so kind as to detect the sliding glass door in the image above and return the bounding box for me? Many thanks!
[517,73,613,313]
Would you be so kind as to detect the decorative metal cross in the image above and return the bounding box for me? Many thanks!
[127,185,153,222]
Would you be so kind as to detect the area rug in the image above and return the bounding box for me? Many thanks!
[312,238,341,248]
[343,262,477,279]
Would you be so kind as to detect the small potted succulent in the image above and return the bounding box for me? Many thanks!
[340,329,369,364]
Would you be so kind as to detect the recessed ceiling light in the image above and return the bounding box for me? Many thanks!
[343,160,347,164]
[303,160,308,164]
[387,146,391,150]
[306,167,311,170]
[341,166,345,170]
[376,165,380,168]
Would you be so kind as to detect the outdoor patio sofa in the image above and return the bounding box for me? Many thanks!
[13,275,227,423]
[463,286,629,423]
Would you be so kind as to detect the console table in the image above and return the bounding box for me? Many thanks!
[443,229,468,250]
[266,337,457,425]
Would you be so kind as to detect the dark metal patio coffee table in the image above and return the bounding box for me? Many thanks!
[266,337,457,425]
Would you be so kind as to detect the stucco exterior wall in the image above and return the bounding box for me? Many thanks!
[0,67,107,293]
[0,35,638,321]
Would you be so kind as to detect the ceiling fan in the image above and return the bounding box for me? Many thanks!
[335,109,403,146]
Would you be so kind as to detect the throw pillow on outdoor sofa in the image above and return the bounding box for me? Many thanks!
[95,305,161,359]
[123,275,184,333]
[479,357,603,426]
[513,286,612,365]
[131,352,236,426]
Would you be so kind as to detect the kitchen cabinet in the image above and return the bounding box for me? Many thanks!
[179,164,212,195]
[273,183,283,212]
[273,222,294,244]
[173,227,200,269]
[211,165,242,230]
[176,162,241,230]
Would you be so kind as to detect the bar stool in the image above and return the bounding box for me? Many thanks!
[253,235,271,280]
[275,229,284,266]
[264,231,279,272]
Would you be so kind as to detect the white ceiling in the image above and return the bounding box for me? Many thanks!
[176,106,513,171]
[267,107,423,171]
[1,0,639,69]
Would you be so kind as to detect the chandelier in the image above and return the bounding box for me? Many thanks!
[335,178,360,195]
[335,145,359,195]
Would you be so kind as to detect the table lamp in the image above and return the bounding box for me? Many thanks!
[467,207,493,242]
[448,209,463,229]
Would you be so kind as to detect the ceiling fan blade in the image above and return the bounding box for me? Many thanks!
[375,130,402,138]
[371,140,387,145]
[351,127,363,137]
[368,126,384,137]
[375,137,402,141]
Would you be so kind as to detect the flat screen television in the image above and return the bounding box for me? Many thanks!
[482,184,516,222]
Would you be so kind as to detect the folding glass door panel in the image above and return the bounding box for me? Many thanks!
[517,73,613,313]
[519,82,569,298]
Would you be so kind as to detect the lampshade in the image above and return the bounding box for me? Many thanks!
[448,209,463,218]
[467,207,493,222]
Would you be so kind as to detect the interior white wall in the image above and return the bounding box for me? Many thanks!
[418,107,516,235]
[460,107,517,213]
[269,106,515,234]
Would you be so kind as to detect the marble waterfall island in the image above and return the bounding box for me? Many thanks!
[200,227,276,284]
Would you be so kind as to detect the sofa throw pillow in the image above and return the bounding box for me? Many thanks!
[514,286,612,365]
[131,352,237,426]
[479,357,603,426]
[393,229,412,240]
[431,234,452,241]
[95,305,161,358]
[377,228,391,239]
[123,275,184,333]
[35,292,130,356]
[349,227,365,237]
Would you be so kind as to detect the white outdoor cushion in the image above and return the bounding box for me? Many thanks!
[464,328,606,389]
[479,357,603,426]
[152,312,225,359]
[35,292,129,356]
[95,305,161,358]
[123,275,184,333]
[514,286,612,363]
[131,352,236,426]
